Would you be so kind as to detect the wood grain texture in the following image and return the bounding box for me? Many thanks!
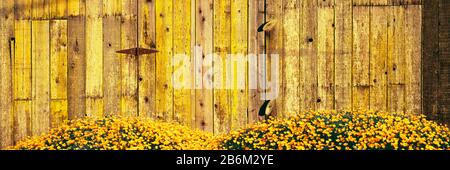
[247,0,265,124]
[0,0,15,148]
[120,0,138,117]
[32,0,50,20]
[281,0,300,117]
[14,20,32,142]
[85,0,103,117]
[369,6,388,111]
[317,0,335,110]
[50,20,68,128]
[31,20,50,136]
[387,6,406,113]
[50,0,67,19]
[138,0,156,118]
[230,0,248,130]
[422,0,439,119]
[266,0,282,117]
[300,0,318,111]
[156,0,174,120]
[334,0,352,111]
[173,0,192,126]
[438,0,450,120]
[405,5,422,114]
[102,0,121,117]
[213,0,231,134]
[68,15,86,119]
[195,0,213,132]
[15,0,32,20]
[352,6,370,110]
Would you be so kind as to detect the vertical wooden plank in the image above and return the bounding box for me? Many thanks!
[50,20,68,128]
[68,0,81,17]
[31,20,50,136]
[387,6,406,113]
[68,0,86,119]
[370,7,388,111]
[230,0,248,129]
[266,0,282,117]
[15,0,32,20]
[281,0,300,117]
[103,0,121,117]
[173,0,193,126]
[334,0,352,111]
[190,0,197,128]
[247,0,265,124]
[213,0,231,134]
[405,5,422,114]
[50,0,67,19]
[138,0,156,118]
[85,0,103,117]
[352,6,370,110]
[156,0,174,120]
[120,0,138,117]
[195,0,213,132]
[317,0,335,110]
[32,0,50,20]
[14,20,32,143]
[0,0,15,148]
[438,0,450,120]
[422,0,439,119]
[300,0,318,111]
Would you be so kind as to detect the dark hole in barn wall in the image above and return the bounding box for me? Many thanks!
[422,0,450,125]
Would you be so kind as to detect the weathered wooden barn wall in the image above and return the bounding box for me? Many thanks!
[422,0,450,124]
[0,0,425,148]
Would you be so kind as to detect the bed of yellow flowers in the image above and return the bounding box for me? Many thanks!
[10,110,450,150]
[209,110,450,150]
[11,117,212,150]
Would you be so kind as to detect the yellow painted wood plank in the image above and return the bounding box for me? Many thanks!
[194,0,213,132]
[138,0,156,118]
[247,0,265,124]
[15,0,32,20]
[213,0,231,134]
[67,15,86,119]
[317,0,335,110]
[50,0,67,18]
[405,5,422,114]
[387,6,406,113]
[85,0,103,117]
[68,0,81,17]
[334,0,352,111]
[156,0,174,121]
[300,0,318,111]
[173,0,192,126]
[32,0,50,20]
[230,0,248,129]
[103,0,121,116]
[190,0,196,128]
[50,20,68,128]
[14,20,32,142]
[120,0,138,117]
[369,7,388,111]
[352,6,370,110]
[281,0,300,117]
[31,20,50,136]
[0,0,15,148]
